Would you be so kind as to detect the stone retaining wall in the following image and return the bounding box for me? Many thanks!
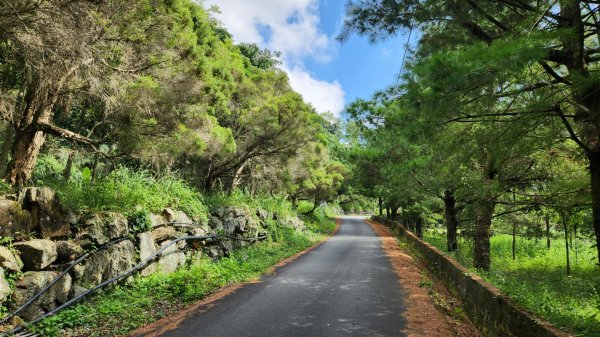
[0,187,305,322]
[371,216,572,337]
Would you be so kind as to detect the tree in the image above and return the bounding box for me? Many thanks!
[341,0,600,268]
[0,0,210,187]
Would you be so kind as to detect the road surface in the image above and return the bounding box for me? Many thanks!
[158,216,407,337]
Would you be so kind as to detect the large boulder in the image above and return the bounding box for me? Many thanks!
[256,208,271,222]
[162,208,192,224]
[137,232,157,277]
[56,241,84,263]
[21,187,72,239]
[281,216,305,231]
[0,268,12,303]
[188,224,211,237]
[148,213,166,228]
[157,241,185,274]
[76,212,129,245]
[45,262,86,281]
[14,239,57,271]
[217,206,247,221]
[209,216,223,232]
[11,271,72,321]
[206,245,224,258]
[0,245,23,272]
[151,226,178,243]
[223,217,246,236]
[0,198,32,240]
[79,240,135,286]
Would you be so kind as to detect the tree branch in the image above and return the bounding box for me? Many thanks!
[554,105,591,153]
[37,122,101,146]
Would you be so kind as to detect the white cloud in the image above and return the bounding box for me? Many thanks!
[205,0,331,61]
[204,0,346,116]
[284,65,345,116]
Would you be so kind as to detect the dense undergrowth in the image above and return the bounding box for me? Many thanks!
[34,157,209,220]
[423,230,600,337]
[30,203,335,337]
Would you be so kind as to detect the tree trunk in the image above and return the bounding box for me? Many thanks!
[62,149,74,181]
[590,152,600,267]
[512,222,517,260]
[378,197,383,216]
[561,211,571,275]
[0,123,14,177]
[204,173,213,192]
[229,161,248,193]
[386,207,390,219]
[545,214,551,249]
[444,190,458,252]
[574,222,578,265]
[558,1,600,268]
[5,126,47,188]
[391,206,399,220]
[302,196,320,215]
[415,215,423,238]
[473,151,498,271]
[473,200,495,270]
[91,154,99,182]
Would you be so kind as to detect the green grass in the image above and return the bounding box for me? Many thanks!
[37,164,209,221]
[31,219,335,337]
[204,190,297,219]
[423,230,600,337]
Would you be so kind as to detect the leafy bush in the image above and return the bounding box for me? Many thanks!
[127,208,153,233]
[204,190,296,219]
[0,179,10,194]
[37,164,208,221]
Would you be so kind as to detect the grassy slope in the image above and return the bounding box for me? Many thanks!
[423,231,600,337]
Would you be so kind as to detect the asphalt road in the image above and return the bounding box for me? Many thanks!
[158,216,407,337]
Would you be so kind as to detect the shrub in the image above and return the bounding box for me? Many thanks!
[38,164,208,221]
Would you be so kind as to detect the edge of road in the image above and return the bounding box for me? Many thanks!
[366,219,482,337]
[126,217,342,337]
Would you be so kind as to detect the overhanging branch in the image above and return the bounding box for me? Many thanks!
[37,122,101,146]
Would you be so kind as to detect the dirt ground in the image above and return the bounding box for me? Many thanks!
[366,219,481,337]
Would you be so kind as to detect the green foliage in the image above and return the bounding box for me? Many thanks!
[204,190,295,219]
[237,42,281,70]
[127,208,153,233]
[423,231,600,336]
[37,164,208,221]
[0,179,10,194]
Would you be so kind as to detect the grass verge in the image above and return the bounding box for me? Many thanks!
[423,230,600,337]
[30,218,336,337]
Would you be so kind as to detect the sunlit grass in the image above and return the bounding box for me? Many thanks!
[424,230,600,337]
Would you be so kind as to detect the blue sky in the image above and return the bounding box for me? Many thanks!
[203,0,412,117]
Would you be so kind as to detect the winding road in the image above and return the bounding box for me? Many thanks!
[156,216,407,337]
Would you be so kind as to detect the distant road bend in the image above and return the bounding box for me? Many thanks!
[157,216,407,337]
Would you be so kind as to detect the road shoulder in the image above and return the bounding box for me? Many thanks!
[367,219,481,337]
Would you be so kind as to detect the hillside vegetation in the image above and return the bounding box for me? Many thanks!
[0,1,359,334]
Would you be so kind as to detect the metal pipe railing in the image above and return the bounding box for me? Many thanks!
[1,224,266,336]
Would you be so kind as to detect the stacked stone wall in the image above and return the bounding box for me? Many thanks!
[0,188,305,322]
